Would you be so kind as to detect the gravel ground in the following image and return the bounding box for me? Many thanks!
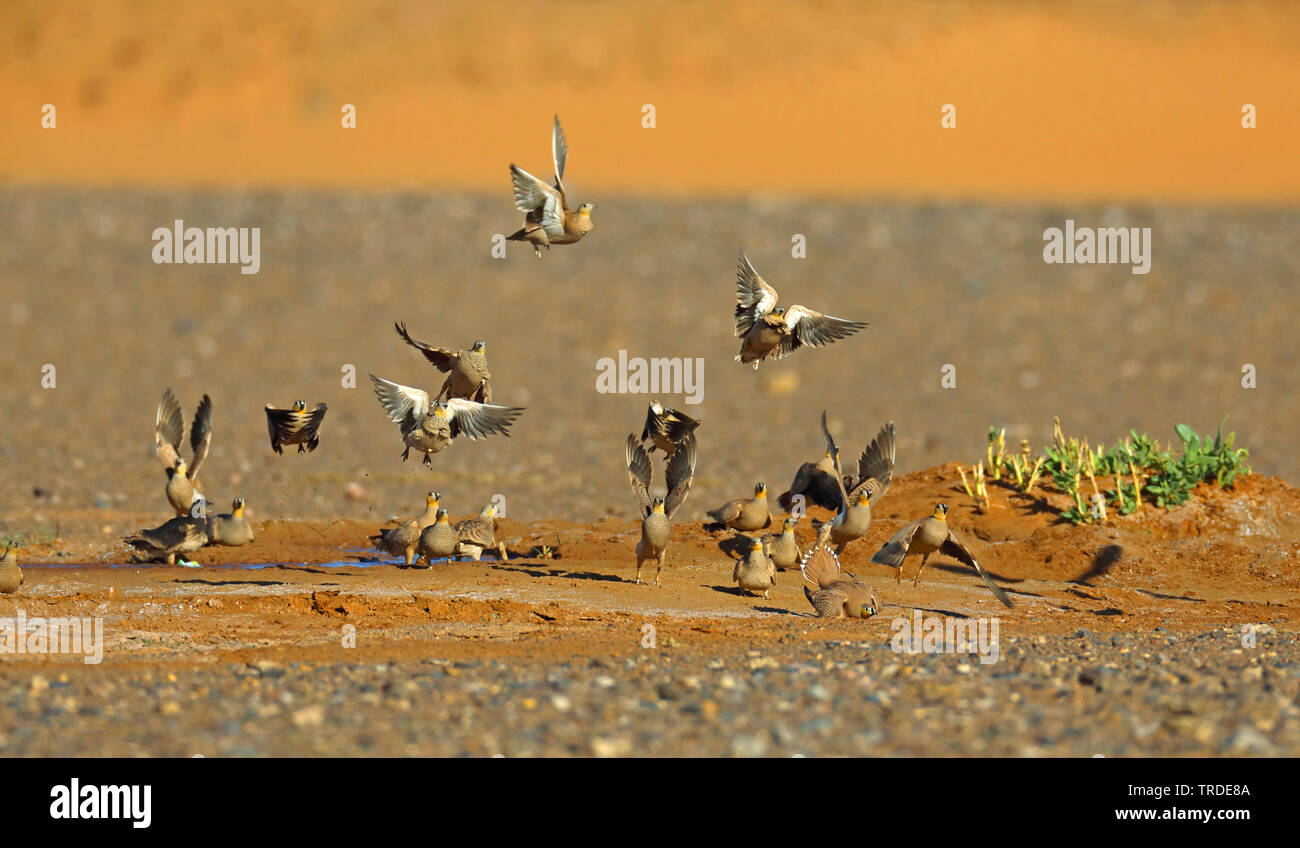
[3,628,1295,757]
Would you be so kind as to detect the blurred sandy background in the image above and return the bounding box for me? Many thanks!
[0,0,1296,530]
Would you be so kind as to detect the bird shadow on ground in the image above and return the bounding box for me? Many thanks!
[715,534,752,560]
[488,562,624,583]
[171,577,287,587]
[256,564,343,577]
[708,584,758,598]
[886,604,973,619]
[754,605,801,616]
[1073,544,1122,584]
[1133,588,1206,603]
[928,560,1023,584]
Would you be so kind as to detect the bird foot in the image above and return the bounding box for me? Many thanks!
[422,454,433,468]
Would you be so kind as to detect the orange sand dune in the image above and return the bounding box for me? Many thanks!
[0,0,1296,200]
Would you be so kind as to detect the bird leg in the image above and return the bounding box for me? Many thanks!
[422,453,433,468]
[912,553,931,587]
[498,542,509,562]
[401,447,410,461]
[653,551,666,586]
[895,563,904,585]
[633,557,644,585]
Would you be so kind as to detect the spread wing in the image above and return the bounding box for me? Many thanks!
[663,432,698,518]
[625,435,653,517]
[781,305,868,355]
[848,420,896,503]
[941,532,1014,608]
[870,518,926,569]
[394,322,458,372]
[552,114,568,193]
[155,388,183,468]
[642,404,699,445]
[510,164,568,236]
[445,398,524,440]
[370,375,430,429]
[188,394,213,480]
[734,248,779,337]
[820,410,852,514]
[298,403,328,442]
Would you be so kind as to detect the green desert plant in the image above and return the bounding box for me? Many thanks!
[980,417,1251,524]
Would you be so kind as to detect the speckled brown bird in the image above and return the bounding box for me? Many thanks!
[815,414,896,557]
[799,541,879,620]
[626,431,697,586]
[763,516,803,570]
[455,502,507,562]
[706,482,771,532]
[394,322,492,403]
[871,503,1013,608]
[370,492,441,565]
[206,498,255,548]
[370,375,523,467]
[417,509,458,565]
[155,389,212,516]
[265,400,328,454]
[641,401,700,457]
[733,248,867,369]
[123,516,209,565]
[734,537,776,598]
[0,542,23,594]
[508,115,596,257]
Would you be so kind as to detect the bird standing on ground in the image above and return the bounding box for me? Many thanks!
[0,542,23,594]
[369,375,524,467]
[123,516,209,565]
[706,483,771,532]
[734,537,776,598]
[641,401,700,457]
[455,502,507,562]
[626,432,697,586]
[393,322,492,403]
[265,400,328,454]
[206,498,255,547]
[799,539,879,620]
[155,389,212,516]
[871,503,1013,608]
[370,492,441,565]
[733,248,867,369]
[417,509,458,565]
[508,115,596,257]
[763,516,803,570]
[814,413,896,557]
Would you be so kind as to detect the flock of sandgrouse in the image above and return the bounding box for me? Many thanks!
[1,117,1013,614]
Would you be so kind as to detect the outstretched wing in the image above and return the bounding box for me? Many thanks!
[394,322,458,372]
[941,533,1014,608]
[625,434,653,517]
[510,164,568,236]
[297,403,328,445]
[155,388,183,468]
[370,375,430,428]
[848,420,896,503]
[663,432,698,519]
[870,518,925,569]
[820,410,852,514]
[734,248,779,337]
[188,394,213,480]
[552,114,568,193]
[781,305,867,355]
[445,398,524,440]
